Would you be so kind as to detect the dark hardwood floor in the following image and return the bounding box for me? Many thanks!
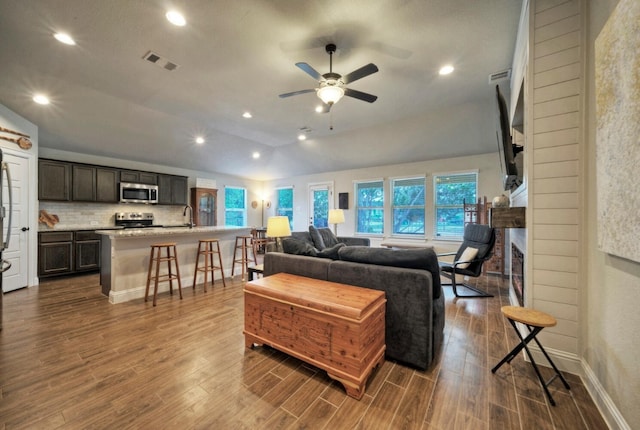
[0,271,609,429]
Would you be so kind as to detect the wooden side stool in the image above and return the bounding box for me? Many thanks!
[492,306,570,406]
[231,235,256,281]
[145,242,183,307]
[192,238,226,291]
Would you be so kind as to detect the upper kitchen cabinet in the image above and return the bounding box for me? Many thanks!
[120,170,157,185]
[39,159,71,201]
[158,174,188,205]
[72,165,97,201]
[96,168,120,203]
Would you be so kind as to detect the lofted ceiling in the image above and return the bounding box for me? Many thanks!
[0,0,522,181]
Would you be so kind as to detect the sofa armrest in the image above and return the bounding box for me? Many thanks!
[338,236,370,246]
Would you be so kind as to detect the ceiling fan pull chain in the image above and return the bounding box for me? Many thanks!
[330,111,334,131]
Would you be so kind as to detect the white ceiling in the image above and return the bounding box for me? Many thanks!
[0,0,522,181]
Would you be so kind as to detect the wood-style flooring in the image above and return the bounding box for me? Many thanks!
[0,272,609,429]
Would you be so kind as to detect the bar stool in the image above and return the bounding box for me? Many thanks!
[491,306,570,406]
[231,235,256,281]
[145,242,183,307]
[192,238,226,291]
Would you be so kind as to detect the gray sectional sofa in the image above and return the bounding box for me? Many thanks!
[263,236,445,370]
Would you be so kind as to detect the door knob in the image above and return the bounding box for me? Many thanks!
[21,227,30,232]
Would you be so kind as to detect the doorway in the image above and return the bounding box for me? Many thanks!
[308,182,333,228]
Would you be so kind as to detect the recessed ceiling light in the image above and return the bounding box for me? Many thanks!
[166,10,186,26]
[54,32,76,46]
[252,152,260,159]
[33,94,50,105]
[243,112,252,119]
[439,65,454,75]
[195,136,205,144]
[298,134,307,141]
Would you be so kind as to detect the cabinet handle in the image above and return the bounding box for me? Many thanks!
[21,227,30,232]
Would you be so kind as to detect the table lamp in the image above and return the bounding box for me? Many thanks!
[328,209,345,235]
[266,216,291,252]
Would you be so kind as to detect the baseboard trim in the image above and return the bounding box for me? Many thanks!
[581,359,630,430]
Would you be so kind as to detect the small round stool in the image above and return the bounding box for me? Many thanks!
[192,239,226,291]
[145,242,183,307]
[491,306,570,406]
[231,235,256,281]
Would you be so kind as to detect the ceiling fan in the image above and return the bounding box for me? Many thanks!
[279,43,379,112]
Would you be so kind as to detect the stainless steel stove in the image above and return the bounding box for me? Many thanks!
[115,212,163,228]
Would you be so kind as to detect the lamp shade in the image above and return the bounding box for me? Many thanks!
[266,216,292,238]
[317,85,344,105]
[328,209,345,225]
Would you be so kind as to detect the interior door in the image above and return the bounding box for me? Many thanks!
[308,183,332,228]
[2,150,30,292]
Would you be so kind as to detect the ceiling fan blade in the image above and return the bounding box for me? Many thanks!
[341,63,379,84]
[279,89,316,98]
[344,88,378,103]
[295,62,323,81]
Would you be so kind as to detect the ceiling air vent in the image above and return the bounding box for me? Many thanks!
[488,69,511,84]
[142,50,180,71]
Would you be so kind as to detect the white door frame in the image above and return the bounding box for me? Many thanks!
[308,181,334,228]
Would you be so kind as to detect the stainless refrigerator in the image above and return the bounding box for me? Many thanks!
[0,148,13,330]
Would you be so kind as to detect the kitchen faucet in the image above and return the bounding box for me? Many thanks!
[183,205,194,228]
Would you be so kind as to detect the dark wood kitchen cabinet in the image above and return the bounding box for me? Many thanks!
[75,231,101,272]
[96,168,120,202]
[38,159,71,201]
[120,170,157,185]
[72,165,97,201]
[38,232,74,277]
[38,231,102,277]
[158,174,188,205]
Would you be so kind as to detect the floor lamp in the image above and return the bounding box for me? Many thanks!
[328,209,345,236]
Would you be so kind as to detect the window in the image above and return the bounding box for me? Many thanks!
[276,187,294,229]
[224,186,246,226]
[391,177,425,235]
[434,172,477,238]
[355,180,384,234]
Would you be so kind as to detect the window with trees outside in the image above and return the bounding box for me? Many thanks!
[355,180,384,234]
[276,187,294,229]
[434,172,477,239]
[224,186,246,226]
[391,177,425,235]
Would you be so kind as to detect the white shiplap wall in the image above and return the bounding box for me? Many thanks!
[529,0,583,361]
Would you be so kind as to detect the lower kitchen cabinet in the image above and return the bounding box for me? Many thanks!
[38,231,101,278]
[38,232,74,277]
[75,231,101,272]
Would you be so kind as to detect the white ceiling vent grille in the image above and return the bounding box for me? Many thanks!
[142,51,180,71]
[488,69,511,84]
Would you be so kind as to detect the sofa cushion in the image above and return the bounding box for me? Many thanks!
[316,242,346,260]
[317,227,340,248]
[338,246,442,299]
[308,225,326,250]
[282,238,318,257]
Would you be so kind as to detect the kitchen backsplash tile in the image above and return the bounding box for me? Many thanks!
[39,202,185,230]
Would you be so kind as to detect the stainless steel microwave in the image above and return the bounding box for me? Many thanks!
[120,182,158,204]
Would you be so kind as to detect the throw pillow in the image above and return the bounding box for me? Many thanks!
[316,242,346,260]
[282,238,318,257]
[317,227,340,248]
[456,247,478,269]
[308,225,326,250]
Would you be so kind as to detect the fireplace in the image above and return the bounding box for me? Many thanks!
[511,243,524,306]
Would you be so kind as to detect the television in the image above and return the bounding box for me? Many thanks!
[495,84,523,191]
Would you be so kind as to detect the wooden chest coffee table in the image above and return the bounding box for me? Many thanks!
[243,273,386,399]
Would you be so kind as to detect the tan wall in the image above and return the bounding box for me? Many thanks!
[585,0,639,427]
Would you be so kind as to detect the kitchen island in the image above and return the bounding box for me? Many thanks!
[96,226,250,304]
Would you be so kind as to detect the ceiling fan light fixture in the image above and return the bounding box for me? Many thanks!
[317,85,344,105]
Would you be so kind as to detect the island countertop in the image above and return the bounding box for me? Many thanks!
[95,225,248,238]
